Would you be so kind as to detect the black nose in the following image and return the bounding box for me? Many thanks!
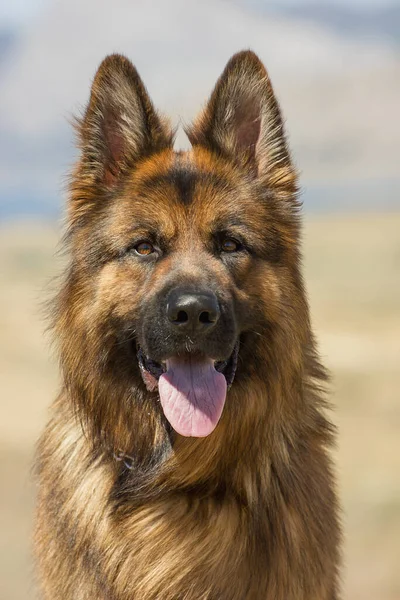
[166,289,220,333]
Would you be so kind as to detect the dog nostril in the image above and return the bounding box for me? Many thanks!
[167,290,220,330]
[199,311,212,324]
[176,310,189,323]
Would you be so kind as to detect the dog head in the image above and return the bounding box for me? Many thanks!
[56,52,306,446]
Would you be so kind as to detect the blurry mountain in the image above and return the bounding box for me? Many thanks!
[274,3,400,43]
[0,0,399,218]
[241,1,400,43]
[0,27,19,83]
[0,28,17,60]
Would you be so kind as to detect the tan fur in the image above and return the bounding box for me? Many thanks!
[35,51,341,599]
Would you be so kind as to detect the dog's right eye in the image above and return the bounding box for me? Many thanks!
[134,241,155,256]
[221,238,240,253]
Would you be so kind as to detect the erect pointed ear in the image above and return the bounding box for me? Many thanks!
[77,54,173,189]
[187,51,297,198]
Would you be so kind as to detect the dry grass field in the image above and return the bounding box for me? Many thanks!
[0,214,399,600]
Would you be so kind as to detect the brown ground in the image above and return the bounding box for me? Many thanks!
[0,214,399,600]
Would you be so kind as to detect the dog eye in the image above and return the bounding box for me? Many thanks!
[221,238,240,253]
[134,241,155,256]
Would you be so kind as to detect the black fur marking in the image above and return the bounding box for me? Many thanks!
[138,166,232,206]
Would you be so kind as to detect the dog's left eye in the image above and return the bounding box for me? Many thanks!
[134,241,155,256]
[221,238,240,253]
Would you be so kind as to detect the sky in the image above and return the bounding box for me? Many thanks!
[0,0,47,26]
[0,0,399,217]
[1,0,399,27]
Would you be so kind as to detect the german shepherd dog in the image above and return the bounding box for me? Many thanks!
[35,51,341,599]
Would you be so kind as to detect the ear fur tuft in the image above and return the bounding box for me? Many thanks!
[77,54,173,189]
[187,50,298,199]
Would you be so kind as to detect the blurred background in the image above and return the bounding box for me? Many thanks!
[0,0,399,598]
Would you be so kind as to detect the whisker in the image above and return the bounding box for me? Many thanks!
[116,329,137,346]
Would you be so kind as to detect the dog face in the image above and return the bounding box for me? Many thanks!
[56,51,303,443]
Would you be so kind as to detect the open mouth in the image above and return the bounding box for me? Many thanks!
[137,342,239,438]
[137,342,239,391]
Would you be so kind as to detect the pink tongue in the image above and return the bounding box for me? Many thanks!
[158,356,227,437]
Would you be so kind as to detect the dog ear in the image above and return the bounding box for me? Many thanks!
[77,54,173,189]
[187,51,297,197]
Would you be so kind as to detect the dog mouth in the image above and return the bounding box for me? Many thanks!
[137,343,239,438]
[137,343,239,390]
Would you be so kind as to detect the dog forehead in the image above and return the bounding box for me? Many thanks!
[108,148,269,245]
[135,151,230,199]
[128,149,259,220]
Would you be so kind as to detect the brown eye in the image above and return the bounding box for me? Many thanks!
[221,238,240,253]
[134,241,154,256]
